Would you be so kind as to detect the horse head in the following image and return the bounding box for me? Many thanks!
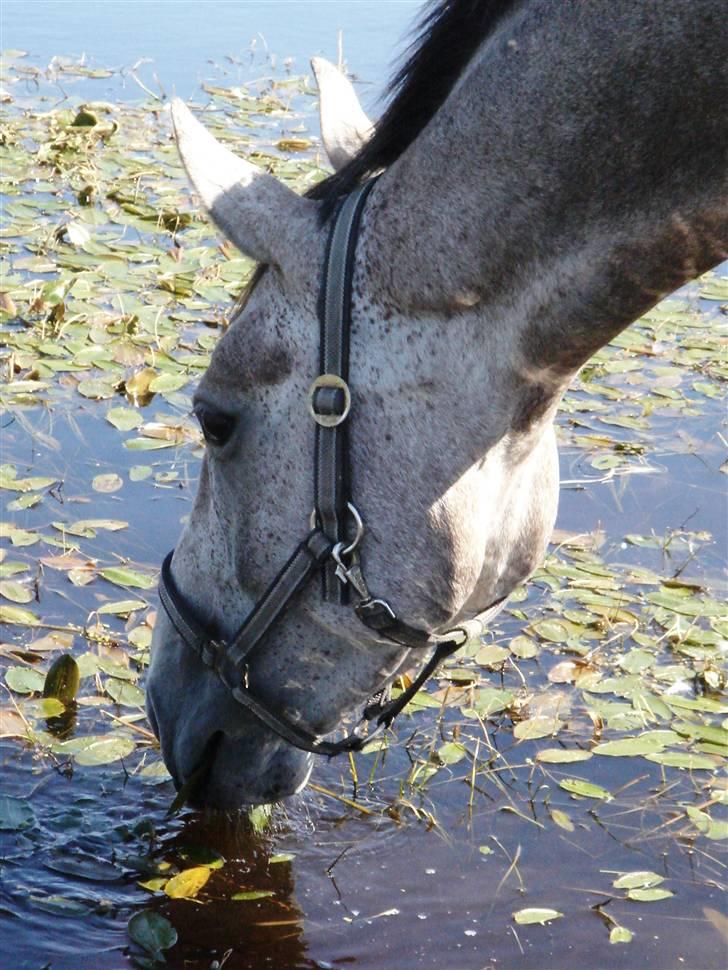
[146,1,727,809]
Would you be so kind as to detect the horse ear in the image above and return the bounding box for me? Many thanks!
[170,98,315,266]
[311,57,373,171]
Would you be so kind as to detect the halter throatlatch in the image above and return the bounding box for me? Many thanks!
[157,181,506,757]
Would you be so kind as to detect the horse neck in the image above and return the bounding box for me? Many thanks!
[362,0,727,379]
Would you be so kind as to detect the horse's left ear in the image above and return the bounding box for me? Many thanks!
[311,57,373,170]
[170,98,316,267]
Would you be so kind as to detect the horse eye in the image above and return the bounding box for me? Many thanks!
[193,404,236,447]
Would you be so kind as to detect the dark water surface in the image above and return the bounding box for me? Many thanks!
[1,4,727,969]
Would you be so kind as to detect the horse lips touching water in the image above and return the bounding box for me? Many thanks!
[146,0,727,809]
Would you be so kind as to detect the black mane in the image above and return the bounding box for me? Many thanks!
[308,0,519,216]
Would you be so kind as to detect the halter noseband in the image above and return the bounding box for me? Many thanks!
[157,181,505,757]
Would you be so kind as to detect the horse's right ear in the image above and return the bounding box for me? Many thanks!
[311,57,374,170]
[170,99,316,269]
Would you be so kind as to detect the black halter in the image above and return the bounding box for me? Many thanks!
[158,181,505,757]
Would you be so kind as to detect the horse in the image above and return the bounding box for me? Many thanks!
[146,0,727,809]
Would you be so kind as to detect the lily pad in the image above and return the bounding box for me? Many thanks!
[612,871,664,890]
[164,866,210,899]
[558,778,612,800]
[0,794,36,831]
[128,910,178,961]
[74,735,136,765]
[99,566,156,589]
[513,907,563,925]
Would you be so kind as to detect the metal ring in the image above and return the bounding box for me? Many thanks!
[308,373,351,427]
[310,502,363,554]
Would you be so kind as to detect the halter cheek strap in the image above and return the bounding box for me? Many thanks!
[157,181,507,757]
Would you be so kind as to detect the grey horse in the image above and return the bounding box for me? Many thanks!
[146,0,727,809]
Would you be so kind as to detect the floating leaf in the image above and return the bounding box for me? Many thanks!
[164,866,210,899]
[536,748,592,764]
[53,518,127,538]
[44,849,121,882]
[509,635,539,659]
[149,372,188,393]
[140,761,172,784]
[0,794,36,831]
[469,687,514,716]
[514,716,563,740]
[558,778,612,800]
[549,808,575,832]
[128,910,178,961]
[610,926,634,944]
[106,406,144,431]
[5,665,45,693]
[99,566,156,589]
[104,678,145,707]
[124,437,177,451]
[97,598,147,616]
[513,907,563,925]
[592,736,669,757]
[0,579,34,603]
[92,473,123,493]
[626,887,674,902]
[77,378,117,400]
[43,654,80,702]
[612,871,664,890]
[645,752,717,770]
[232,889,275,900]
[74,736,136,765]
[29,895,91,917]
[474,644,509,666]
[437,742,467,765]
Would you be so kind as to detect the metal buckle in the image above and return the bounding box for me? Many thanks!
[358,598,396,622]
[308,373,351,427]
[201,637,226,670]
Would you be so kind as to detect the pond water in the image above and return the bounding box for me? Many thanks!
[1,5,727,970]
[1,0,423,112]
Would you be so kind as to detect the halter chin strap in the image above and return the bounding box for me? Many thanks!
[157,181,506,758]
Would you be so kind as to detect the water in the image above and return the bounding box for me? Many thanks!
[1,3,726,969]
[2,0,424,111]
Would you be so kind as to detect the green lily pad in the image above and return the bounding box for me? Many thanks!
[536,748,593,763]
[128,911,178,961]
[645,751,718,770]
[0,604,39,626]
[74,735,136,765]
[99,566,156,589]
[5,665,45,693]
[612,871,664,890]
[626,887,674,902]
[513,907,563,925]
[0,579,34,603]
[558,778,612,800]
[0,794,36,831]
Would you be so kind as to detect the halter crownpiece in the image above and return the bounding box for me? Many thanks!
[158,180,506,757]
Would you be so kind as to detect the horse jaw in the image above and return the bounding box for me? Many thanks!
[170,98,316,268]
[311,57,373,170]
